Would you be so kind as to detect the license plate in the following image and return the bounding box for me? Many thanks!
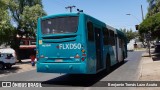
[55,59,63,62]
[6,59,11,63]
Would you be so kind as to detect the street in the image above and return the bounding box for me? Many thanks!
[0,51,143,90]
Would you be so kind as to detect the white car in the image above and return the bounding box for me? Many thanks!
[0,48,16,69]
[155,41,160,52]
[127,39,135,51]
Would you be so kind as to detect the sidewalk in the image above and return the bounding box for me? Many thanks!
[137,51,160,90]
[139,53,160,81]
[15,59,36,73]
[0,59,36,77]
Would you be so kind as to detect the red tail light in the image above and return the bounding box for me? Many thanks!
[81,48,86,61]
[82,54,86,57]
[81,57,85,61]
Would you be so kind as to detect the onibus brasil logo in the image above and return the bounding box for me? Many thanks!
[1,82,42,87]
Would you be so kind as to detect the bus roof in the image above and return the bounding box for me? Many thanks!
[84,13,117,31]
[116,29,127,40]
[41,13,80,20]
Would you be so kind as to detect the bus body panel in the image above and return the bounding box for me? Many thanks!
[86,42,96,73]
[37,13,93,74]
[36,13,127,74]
[85,15,106,73]
[37,62,87,74]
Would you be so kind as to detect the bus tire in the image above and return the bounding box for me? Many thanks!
[106,55,111,72]
[122,52,125,63]
[0,62,4,70]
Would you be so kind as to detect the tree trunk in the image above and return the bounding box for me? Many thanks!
[15,49,22,63]
[10,34,22,63]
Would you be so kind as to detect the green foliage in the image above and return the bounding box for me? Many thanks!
[139,13,160,38]
[0,0,46,61]
[3,0,45,48]
[21,4,46,37]
[139,16,154,34]
[120,28,139,42]
[0,0,13,45]
[147,0,160,16]
[139,0,160,40]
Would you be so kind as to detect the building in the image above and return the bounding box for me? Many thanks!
[19,38,36,59]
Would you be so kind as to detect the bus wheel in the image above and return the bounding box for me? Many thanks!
[0,62,4,70]
[122,52,125,63]
[106,55,111,72]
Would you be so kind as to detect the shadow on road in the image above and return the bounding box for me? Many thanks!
[16,60,31,65]
[0,66,22,74]
[42,61,127,87]
[152,55,160,61]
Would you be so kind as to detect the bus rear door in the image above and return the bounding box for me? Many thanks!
[94,27,103,71]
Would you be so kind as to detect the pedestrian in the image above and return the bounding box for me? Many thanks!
[30,54,36,66]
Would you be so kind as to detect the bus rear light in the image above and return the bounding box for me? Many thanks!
[40,55,44,58]
[75,54,80,58]
[82,54,86,57]
[81,57,85,61]
[81,49,85,53]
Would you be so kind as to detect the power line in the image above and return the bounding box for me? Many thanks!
[141,5,144,21]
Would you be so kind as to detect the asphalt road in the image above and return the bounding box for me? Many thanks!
[0,51,143,90]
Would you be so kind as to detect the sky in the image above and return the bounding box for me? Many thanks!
[42,0,148,31]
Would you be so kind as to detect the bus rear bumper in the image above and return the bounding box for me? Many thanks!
[36,62,88,74]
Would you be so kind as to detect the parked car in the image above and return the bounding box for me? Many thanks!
[0,48,16,69]
[127,39,135,51]
[155,41,160,53]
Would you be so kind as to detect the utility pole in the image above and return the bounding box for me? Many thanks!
[141,5,144,21]
[65,6,76,13]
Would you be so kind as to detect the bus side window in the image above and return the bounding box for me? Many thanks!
[109,30,115,46]
[122,39,125,48]
[119,38,122,48]
[103,28,109,45]
[87,22,94,41]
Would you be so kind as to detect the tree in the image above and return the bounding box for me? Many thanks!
[138,0,160,42]
[147,0,156,9]
[21,4,45,38]
[139,16,153,35]
[120,28,139,42]
[1,0,46,62]
[147,0,160,16]
[0,0,13,45]
[139,12,160,39]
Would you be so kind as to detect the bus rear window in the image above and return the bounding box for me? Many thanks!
[41,16,79,34]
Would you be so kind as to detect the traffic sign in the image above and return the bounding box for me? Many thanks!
[145,33,151,40]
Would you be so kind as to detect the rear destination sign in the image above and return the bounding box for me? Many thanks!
[58,43,82,49]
